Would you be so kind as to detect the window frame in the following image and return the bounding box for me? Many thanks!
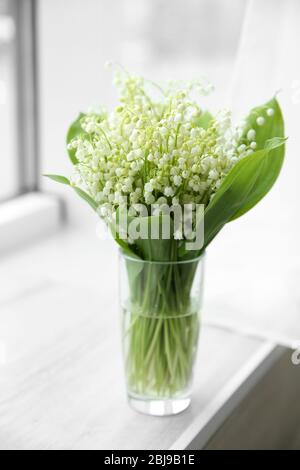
[0,0,61,255]
[13,0,39,194]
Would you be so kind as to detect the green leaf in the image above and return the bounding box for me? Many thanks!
[240,97,284,150]
[73,187,98,211]
[66,113,87,165]
[113,209,175,262]
[44,174,70,185]
[232,97,285,220]
[203,137,285,250]
[132,215,175,262]
[122,215,177,305]
[195,110,213,129]
[111,228,140,260]
[45,174,98,212]
[109,209,141,260]
[118,241,140,260]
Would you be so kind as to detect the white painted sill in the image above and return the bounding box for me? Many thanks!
[0,192,62,256]
[0,209,288,449]
[0,198,289,449]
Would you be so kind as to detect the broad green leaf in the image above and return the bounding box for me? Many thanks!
[195,110,213,129]
[109,207,141,260]
[111,229,141,261]
[73,187,98,211]
[118,242,140,260]
[178,136,285,260]
[132,215,175,262]
[44,174,70,185]
[232,97,285,220]
[115,236,143,296]
[240,97,284,151]
[125,215,177,305]
[202,137,285,250]
[112,212,176,299]
[66,113,87,165]
[113,211,175,262]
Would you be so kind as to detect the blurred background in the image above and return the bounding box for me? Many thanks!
[0,0,299,450]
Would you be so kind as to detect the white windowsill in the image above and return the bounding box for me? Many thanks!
[0,226,287,450]
[0,192,62,256]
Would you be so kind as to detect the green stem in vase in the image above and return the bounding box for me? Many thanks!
[123,246,201,398]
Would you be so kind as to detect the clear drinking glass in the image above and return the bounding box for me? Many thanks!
[119,252,205,416]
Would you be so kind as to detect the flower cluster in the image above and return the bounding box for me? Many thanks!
[68,71,272,222]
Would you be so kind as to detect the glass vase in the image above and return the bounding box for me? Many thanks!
[119,252,205,416]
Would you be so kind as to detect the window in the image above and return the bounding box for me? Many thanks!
[0,0,17,200]
[0,0,38,202]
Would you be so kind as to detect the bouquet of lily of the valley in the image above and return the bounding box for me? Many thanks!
[47,68,285,413]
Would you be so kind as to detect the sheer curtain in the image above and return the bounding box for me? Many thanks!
[205,0,300,346]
